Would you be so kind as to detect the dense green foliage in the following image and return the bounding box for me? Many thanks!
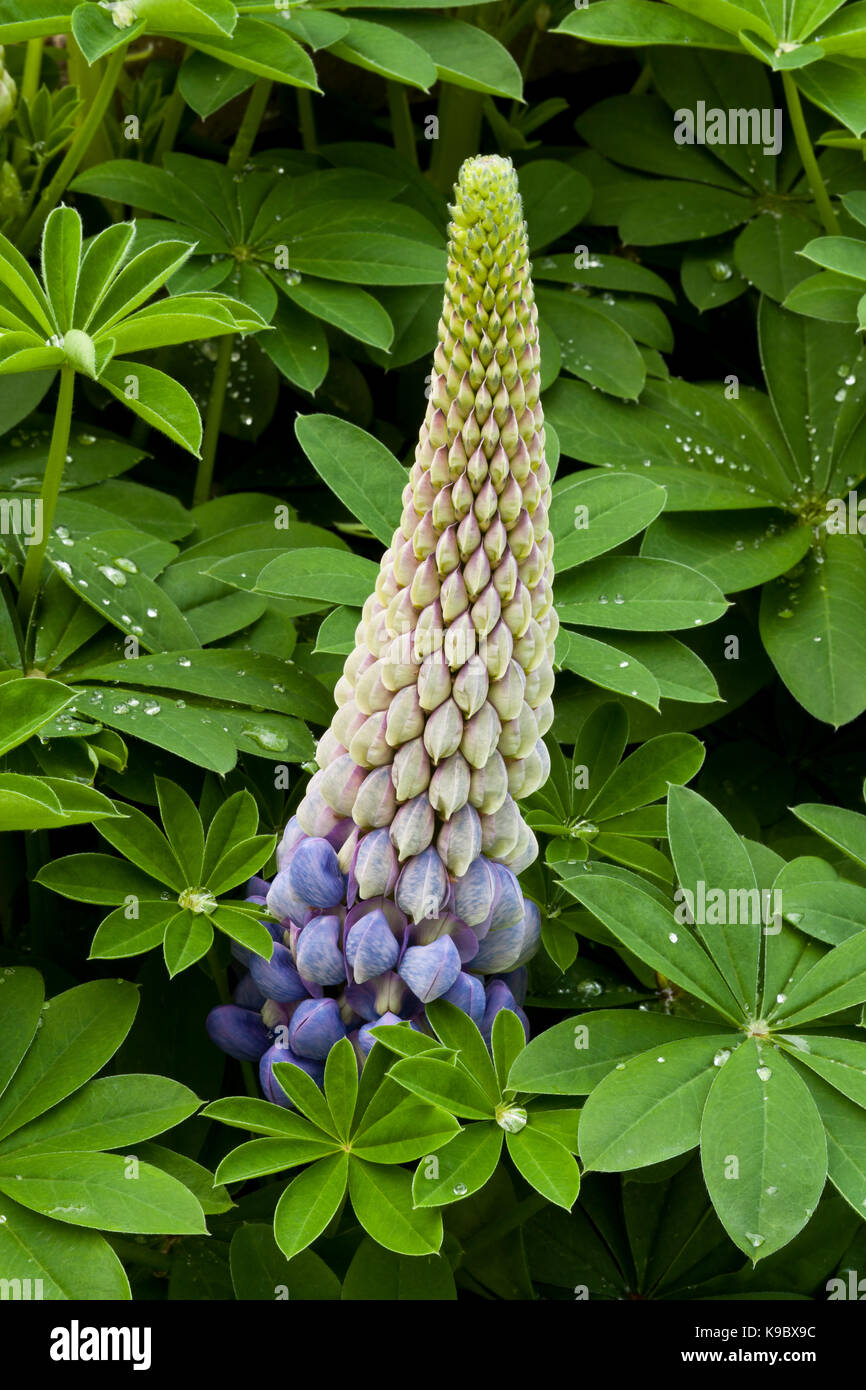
[1,0,865,1303]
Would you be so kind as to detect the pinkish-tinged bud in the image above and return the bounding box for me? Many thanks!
[297,784,344,839]
[392,736,432,801]
[390,793,435,860]
[385,683,425,747]
[487,661,525,721]
[452,654,489,718]
[436,801,482,877]
[460,701,502,769]
[354,658,393,715]
[318,753,367,815]
[352,828,399,900]
[481,795,522,858]
[498,702,539,759]
[352,765,398,829]
[423,697,464,763]
[396,846,450,924]
[428,751,471,820]
[417,648,452,711]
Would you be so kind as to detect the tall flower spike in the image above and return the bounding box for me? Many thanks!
[208,156,552,1085]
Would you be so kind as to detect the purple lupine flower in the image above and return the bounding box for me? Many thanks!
[207,155,554,1086]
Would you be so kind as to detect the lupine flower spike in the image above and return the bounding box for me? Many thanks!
[208,155,556,1097]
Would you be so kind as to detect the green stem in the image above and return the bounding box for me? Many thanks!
[630,60,653,95]
[17,365,75,619]
[428,83,484,195]
[387,81,419,167]
[501,0,539,44]
[153,54,189,166]
[193,333,233,508]
[21,38,43,105]
[782,72,839,237]
[296,88,318,154]
[17,44,127,253]
[227,77,272,174]
[508,25,539,124]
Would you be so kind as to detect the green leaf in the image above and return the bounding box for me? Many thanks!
[71,686,238,774]
[324,1037,358,1141]
[519,162,592,252]
[205,834,275,896]
[255,547,380,604]
[550,470,667,573]
[89,903,175,960]
[563,873,741,1021]
[601,632,720,704]
[588,733,705,821]
[0,1197,129,1300]
[348,1156,442,1255]
[786,1035,866,1110]
[0,979,139,1143]
[202,1096,322,1137]
[133,1141,231,1216]
[383,13,522,98]
[642,510,812,593]
[351,1080,459,1163]
[273,1153,349,1261]
[230,1223,340,1300]
[262,297,327,393]
[0,1074,199,1157]
[491,1008,528,1094]
[36,852,164,906]
[211,906,274,962]
[411,1123,502,1207]
[295,414,404,546]
[329,16,437,90]
[667,785,762,1016]
[772,929,866,1027]
[173,16,320,89]
[506,1126,580,1209]
[425,1000,499,1101]
[701,1040,827,1261]
[539,290,646,400]
[99,360,202,455]
[570,700,629,818]
[215,1133,341,1183]
[285,277,393,351]
[342,1235,456,1299]
[557,556,729,631]
[79,649,331,724]
[0,967,44,1099]
[579,1033,736,1171]
[41,206,81,333]
[155,777,203,884]
[780,878,866,946]
[271,1061,337,1135]
[0,1151,207,1234]
[387,1057,497,1120]
[202,790,259,881]
[97,801,185,889]
[791,801,866,869]
[163,908,213,976]
[0,677,75,756]
[799,1071,866,1219]
[557,0,741,50]
[508,1011,725,1095]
